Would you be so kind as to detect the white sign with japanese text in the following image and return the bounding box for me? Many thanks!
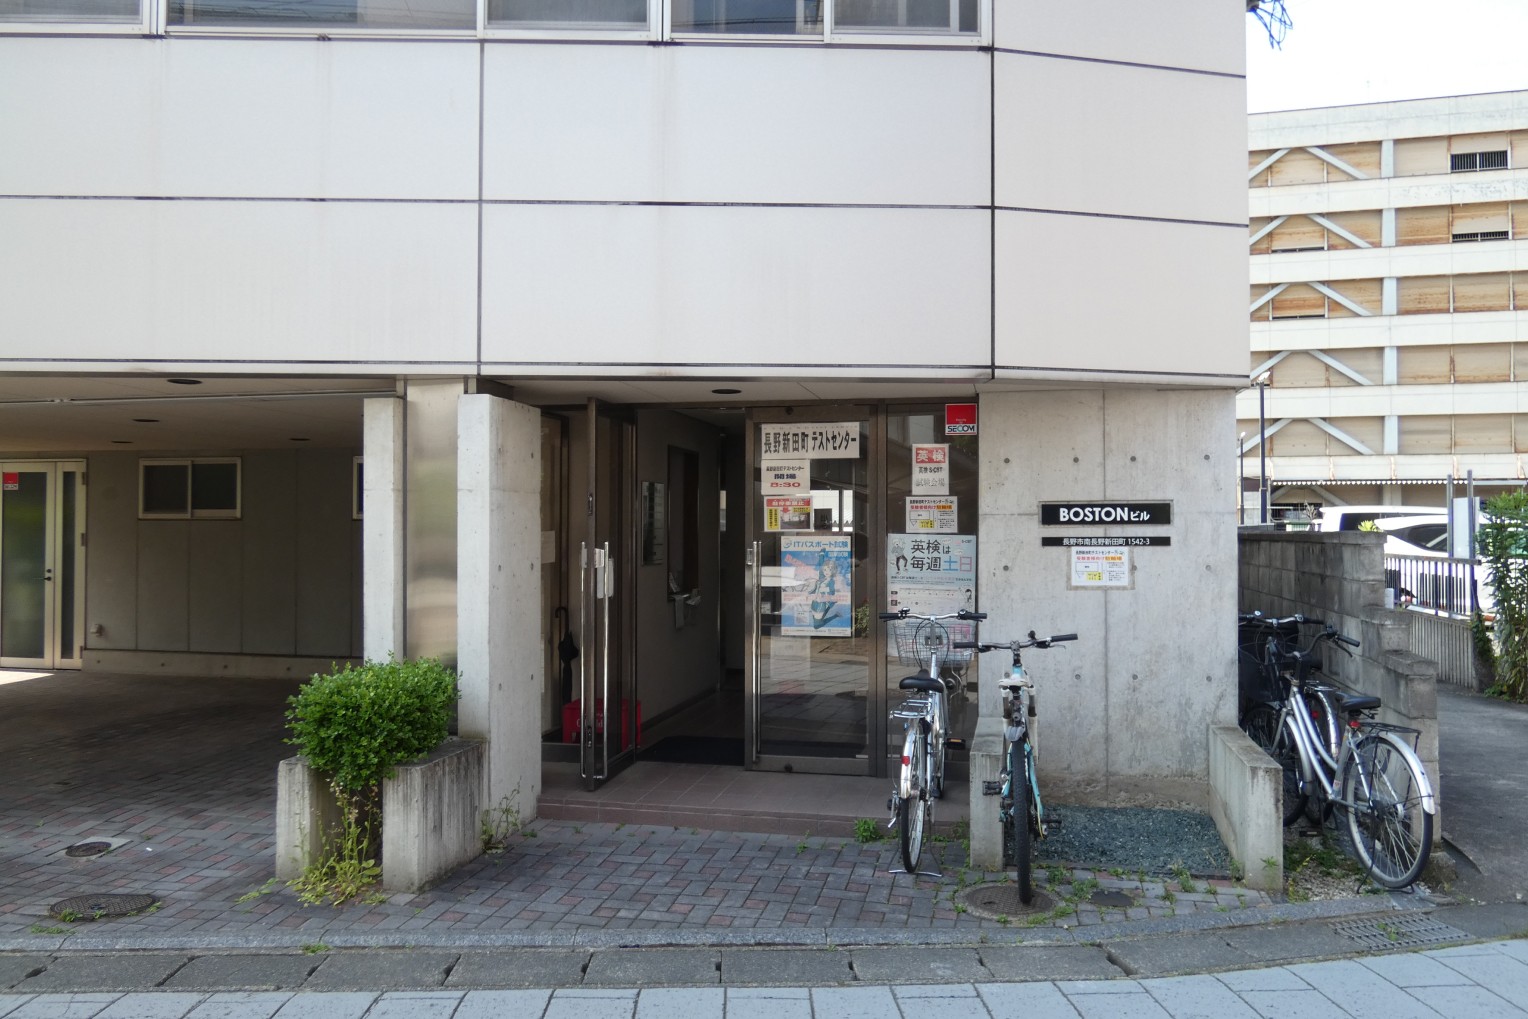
[910,443,949,495]
[761,459,810,493]
[906,496,957,533]
[1070,546,1131,588]
[759,422,860,459]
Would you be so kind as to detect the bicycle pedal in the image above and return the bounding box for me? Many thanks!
[946,738,966,750]
[1045,817,1062,830]
[982,781,1002,796]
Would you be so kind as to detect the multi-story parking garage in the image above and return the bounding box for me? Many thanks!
[1244,89,1528,520]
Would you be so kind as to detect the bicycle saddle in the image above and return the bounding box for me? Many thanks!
[1338,693,1381,714]
[899,670,944,693]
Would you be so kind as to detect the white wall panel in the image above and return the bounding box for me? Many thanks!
[995,52,1244,223]
[0,37,479,200]
[995,211,1247,379]
[994,0,1244,77]
[0,200,478,367]
[480,204,990,372]
[482,44,989,206]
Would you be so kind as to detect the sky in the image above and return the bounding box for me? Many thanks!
[1245,0,1528,113]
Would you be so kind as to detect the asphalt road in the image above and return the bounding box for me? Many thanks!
[1437,684,1528,903]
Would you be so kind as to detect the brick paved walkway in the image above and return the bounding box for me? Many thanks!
[0,672,1274,943]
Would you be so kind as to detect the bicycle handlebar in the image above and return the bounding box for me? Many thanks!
[955,633,1077,651]
[878,609,987,622]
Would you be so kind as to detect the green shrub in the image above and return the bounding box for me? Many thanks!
[286,656,458,795]
[284,656,457,903]
[1479,493,1528,702]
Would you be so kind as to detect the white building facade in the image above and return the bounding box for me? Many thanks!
[0,1,1249,837]
[1245,90,1528,519]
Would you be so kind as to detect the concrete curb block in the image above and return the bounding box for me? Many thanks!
[0,894,1421,955]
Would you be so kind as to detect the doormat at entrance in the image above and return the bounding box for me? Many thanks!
[643,735,746,766]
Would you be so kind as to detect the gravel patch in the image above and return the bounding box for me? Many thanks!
[1033,807,1233,877]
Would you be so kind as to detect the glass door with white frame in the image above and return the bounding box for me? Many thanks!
[0,462,85,670]
[745,409,878,775]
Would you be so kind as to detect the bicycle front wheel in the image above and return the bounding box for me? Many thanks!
[1009,739,1033,904]
[1341,732,1432,888]
[899,729,930,873]
[1243,703,1306,826]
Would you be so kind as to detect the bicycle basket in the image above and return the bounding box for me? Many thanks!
[891,619,976,668]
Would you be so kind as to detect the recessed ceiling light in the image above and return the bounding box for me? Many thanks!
[132,418,159,424]
[289,437,311,442]
[111,439,132,444]
[712,388,742,395]
[166,378,202,385]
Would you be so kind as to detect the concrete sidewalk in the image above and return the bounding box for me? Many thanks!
[1,908,1526,1016]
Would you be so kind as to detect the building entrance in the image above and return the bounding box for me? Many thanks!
[538,402,979,784]
[0,460,86,670]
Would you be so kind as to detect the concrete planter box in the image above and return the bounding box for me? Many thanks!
[275,737,485,893]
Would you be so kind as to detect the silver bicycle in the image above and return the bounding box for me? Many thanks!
[880,607,983,875]
[1244,618,1436,888]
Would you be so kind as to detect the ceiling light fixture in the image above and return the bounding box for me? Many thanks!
[289,437,311,442]
[712,388,742,395]
[166,378,202,385]
[132,418,159,424]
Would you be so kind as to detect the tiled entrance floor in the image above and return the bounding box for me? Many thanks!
[0,671,1271,943]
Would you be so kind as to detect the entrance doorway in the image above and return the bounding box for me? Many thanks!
[536,401,978,784]
[0,461,86,670]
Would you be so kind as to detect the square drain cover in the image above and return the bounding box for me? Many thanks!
[1330,914,1470,950]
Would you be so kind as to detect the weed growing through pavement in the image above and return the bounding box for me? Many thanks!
[235,878,282,905]
[854,818,882,843]
[301,943,331,955]
[30,924,68,934]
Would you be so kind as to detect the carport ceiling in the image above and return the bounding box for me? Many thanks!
[0,376,392,453]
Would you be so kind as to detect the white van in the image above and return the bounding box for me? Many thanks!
[1312,505,1444,532]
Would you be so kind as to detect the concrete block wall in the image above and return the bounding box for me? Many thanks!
[1238,529,1441,835]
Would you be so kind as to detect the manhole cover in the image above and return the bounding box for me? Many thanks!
[1330,915,1470,951]
[49,893,159,920]
[957,883,1054,920]
[64,841,114,858]
[1090,889,1135,908]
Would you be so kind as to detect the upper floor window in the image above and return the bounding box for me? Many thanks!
[489,0,645,29]
[1451,150,1509,173]
[169,0,475,29]
[3,0,979,33]
[0,0,138,23]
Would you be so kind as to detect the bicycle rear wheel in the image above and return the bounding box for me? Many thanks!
[1243,703,1306,826]
[1009,739,1033,904]
[899,728,930,873]
[1341,731,1432,888]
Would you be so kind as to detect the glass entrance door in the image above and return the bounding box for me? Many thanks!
[0,462,85,670]
[745,409,879,775]
[578,401,638,790]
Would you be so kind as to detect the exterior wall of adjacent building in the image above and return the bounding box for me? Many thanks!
[1245,90,1528,515]
[0,0,1250,806]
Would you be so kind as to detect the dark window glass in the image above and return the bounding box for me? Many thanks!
[141,464,190,516]
[191,462,239,512]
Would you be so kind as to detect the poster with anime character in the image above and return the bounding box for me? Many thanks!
[779,534,853,636]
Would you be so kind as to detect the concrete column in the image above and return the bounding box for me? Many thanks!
[405,379,467,663]
[457,393,544,820]
[363,397,405,662]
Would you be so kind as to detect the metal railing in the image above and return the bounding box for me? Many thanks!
[1384,553,1481,618]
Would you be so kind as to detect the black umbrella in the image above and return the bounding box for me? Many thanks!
[554,606,579,704]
